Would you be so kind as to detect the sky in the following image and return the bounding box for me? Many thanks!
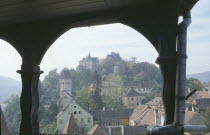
[0,0,210,81]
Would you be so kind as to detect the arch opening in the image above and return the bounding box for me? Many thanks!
[0,39,22,134]
[39,23,163,134]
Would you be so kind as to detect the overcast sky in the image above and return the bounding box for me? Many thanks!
[0,0,210,81]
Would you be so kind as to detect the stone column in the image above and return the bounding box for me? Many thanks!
[156,56,176,125]
[156,17,178,125]
[18,55,43,135]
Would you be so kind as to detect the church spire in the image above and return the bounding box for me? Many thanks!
[88,52,91,58]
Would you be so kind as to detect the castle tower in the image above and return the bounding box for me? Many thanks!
[59,68,72,97]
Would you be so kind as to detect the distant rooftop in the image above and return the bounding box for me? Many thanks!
[124,89,143,97]
[60,68,71,79]
[188,91,210,104]
[195,98,210,110]
[91,108,133,123]
[86,124,108,135]
[146,97,162,107]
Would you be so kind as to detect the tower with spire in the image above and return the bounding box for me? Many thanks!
[58,68,73,108]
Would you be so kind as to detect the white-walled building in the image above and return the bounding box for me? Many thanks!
[56,102,93,133]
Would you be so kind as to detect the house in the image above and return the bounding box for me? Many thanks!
[1,106,10,135]
[121,81,142,90]
[122,88,144,108]
[89,74,123,98]
[56,102,93,133]
[78,53,99,70]
[86,124,109,135]
[58,68,74,109]
[91,108,133,127]
[194,98,210,112]
[146,97,164,110]
[105,125,148,135]
[63,114,82,135]
[187,91,210,112]
[129,104,206,127]
[188,91,210,104]
[184,110,206,125]
[129,105,165,126]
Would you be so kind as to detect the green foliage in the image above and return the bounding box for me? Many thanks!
[76,72,104,110]
[40,121,57,134]
[75,88,90,109]
[102,96,124,109]
[3,95,21,133]
[39,103,59,133]
[132,62,162,83]
[106,73,123,85]
[101,57,115,75]
[40,69,60,105]
[187,78,204,91]
[89,71,103,110]
[68,68,95,95]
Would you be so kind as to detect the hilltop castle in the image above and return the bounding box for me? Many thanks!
[78,53,99,70]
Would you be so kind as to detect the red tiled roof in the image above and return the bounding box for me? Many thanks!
[130,105,148,121]
[63,114,82,135]
[146,97,163,107]
[86,124,108,135]
[196,98,210,110]
[188,91,210,104]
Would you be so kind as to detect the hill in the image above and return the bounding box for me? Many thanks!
[187,71,210,83]
[0,75,21,104]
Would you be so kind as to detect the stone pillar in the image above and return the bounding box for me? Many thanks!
[18,54,43,135]
[156,18,178,125]
[156,56,176,125]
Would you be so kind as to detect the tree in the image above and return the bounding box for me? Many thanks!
[40,121,57,134]
[75,88,90,109]
[40,69,60,105]
[3,95,21,133]
[39,103,59,133]
[101,57,115,75]
[187,78,204,91]
[102,96,124,109]
[89,71,103,110]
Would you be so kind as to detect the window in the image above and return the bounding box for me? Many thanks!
[88,118,91,123]
[60,119,63,124]
[131,97,133,101]
[74,111,77,114]
[116,122,120,125]
[79,111,82,114]
[74,106,76,108]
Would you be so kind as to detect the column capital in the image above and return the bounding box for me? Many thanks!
[17,65,43,74]
[156,56,177,64]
